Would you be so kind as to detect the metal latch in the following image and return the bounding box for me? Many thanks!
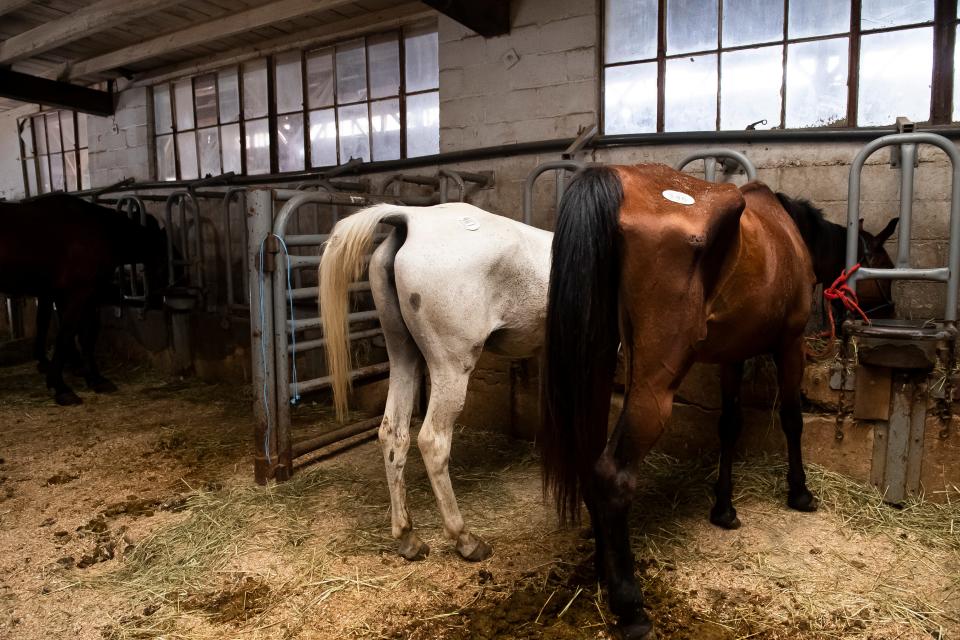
[890,117,919,168]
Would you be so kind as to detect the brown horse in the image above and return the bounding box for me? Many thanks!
[541,164,818,638]
[775,192,898,329]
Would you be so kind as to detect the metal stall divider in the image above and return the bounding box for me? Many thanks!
[249,188,404,483]
[841,129,960,503]
[674,148,758,182]
[222,188,249,314]
[115,195,151,307]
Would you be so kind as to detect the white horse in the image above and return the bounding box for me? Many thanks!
[319,202,551,561]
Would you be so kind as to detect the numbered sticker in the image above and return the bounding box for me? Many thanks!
[662,190,695,206]
[458,216,480,231]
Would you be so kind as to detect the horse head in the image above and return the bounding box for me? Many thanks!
[855,217,898,319]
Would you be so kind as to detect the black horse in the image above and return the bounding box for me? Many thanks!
[0,194,168,405]
[776,193,898,328]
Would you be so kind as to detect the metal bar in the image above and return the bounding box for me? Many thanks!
[271,215,293,479]
[248,188,278,485]
[288,310,379,332]
[856,267,950,281]
[674,148,758,181]
[289,281,370,301]
[897,144,916,268]
[289,328,383,354]
[288,255,321,268]
[284,231,388,247]
[562,124,598,159]
[292,415,383,458]
[223,188,247,308]
[293,361,391,395]
[846,132,960,322]
[522,159,586,226]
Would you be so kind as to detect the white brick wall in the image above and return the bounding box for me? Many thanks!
[439,0,599,152]
[87,86,153,187]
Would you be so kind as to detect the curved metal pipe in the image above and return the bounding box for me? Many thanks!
[674,148,758,182]
[522,159,585,226]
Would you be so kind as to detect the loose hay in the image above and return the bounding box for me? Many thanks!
[1,362,957,640]
[86,445,959,640]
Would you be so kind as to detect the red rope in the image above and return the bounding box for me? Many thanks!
[806,263,872,359]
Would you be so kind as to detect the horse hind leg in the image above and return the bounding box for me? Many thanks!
[34,296,53,373]
[777,337,818,512]
[370,237,428,561]
[417,361,491,561]
[591,387,671,640]
[710,362,745,529]
[46,293,88,406]
[78,302,116,393]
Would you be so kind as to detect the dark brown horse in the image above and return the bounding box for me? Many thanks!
[776,193,898,328]
[0,194,168,405]
[541,164,819,638]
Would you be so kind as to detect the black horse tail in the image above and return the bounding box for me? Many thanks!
[541,165,624,524]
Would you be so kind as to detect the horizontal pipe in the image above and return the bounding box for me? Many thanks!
[64,125,960,201]
[289,328,383,354]
[292,415,384,458]
[293,361,391,395]
[288,255,321,267]
[289,281,370,300]
[288,309,379,332]
[853,266,950,282]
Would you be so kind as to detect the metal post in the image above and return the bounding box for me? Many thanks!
[896,144,916,269]
[248,188,279,484]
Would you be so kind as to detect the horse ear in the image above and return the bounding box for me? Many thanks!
[874,217,899,244]
[858,218,864,230]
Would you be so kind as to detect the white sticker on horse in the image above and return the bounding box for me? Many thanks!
[458,216,480,231]
[662,190,695,205]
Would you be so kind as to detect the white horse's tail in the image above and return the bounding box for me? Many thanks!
[319,203,404,422]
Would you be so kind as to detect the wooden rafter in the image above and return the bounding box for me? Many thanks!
[0,68,114,116]
[0,0,35,19]
[61,0,362,81]
[421,0,509,37]
[0,0,175,64]
[134,2,435,85]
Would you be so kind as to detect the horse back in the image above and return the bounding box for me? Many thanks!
[0,196,121,296]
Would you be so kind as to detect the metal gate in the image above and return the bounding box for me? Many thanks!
[248,188,394,482]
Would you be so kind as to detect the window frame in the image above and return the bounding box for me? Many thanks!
[601,0,959,133]
[151,22,439,181]
[18,109,89,197]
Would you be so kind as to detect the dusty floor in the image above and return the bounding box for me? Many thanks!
[0,361,957,640]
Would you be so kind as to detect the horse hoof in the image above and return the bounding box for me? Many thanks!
[456,532,492,562]
[398,532,429,561]
[618,620,656,639]
[788,490,819,512]
[55,391,82,406]
[709,506,742,530]
[89,379,118,394]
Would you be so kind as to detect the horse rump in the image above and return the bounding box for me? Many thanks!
[541,165,624,523]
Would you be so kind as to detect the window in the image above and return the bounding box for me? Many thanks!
[603,0,949,133]
[151,22,439,181]
[18,110,89,197]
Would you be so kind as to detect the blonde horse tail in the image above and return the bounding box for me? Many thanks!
[319,203,405,422]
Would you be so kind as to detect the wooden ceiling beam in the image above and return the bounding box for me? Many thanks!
[421,0,509,37]
[61,0,360,81]
[0,0,36,19]
[0,0,176,64]
[0,68,114,116]
[134,2,435,85]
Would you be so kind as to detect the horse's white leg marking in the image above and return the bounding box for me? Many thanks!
[369,237,428,560]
